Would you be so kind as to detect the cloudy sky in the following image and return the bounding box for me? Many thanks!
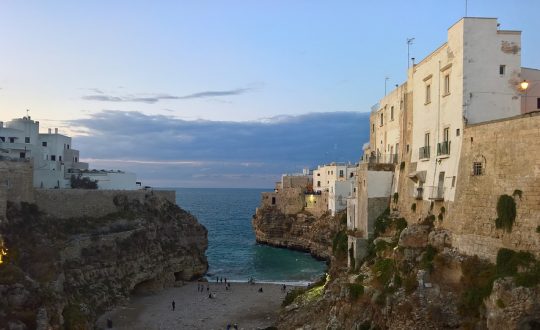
[1,1,540,187]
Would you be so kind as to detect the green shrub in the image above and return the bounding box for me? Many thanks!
[393,192,399,204]
[420,245,438,272]
[359,321,372,330]
[438,212,444,221]
[373,258,395,287]
[70,175,98,189]
[495,194,516,232]
[440,206,446,214]
[394,218,408,232]
[281,287,306,307]
[349,245,356,270]
[458,256,497,317]
[348,283,364,300]
[332,230,348,257]
[339,212,347,225]
[373,208,390,237]
[421,214,436,226]
[496,298,505,308]
[496,248,534,277]
[403,274,418,293]
[512,189,523,199]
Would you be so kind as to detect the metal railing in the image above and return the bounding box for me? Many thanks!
[364,153,398,164]
[419,146,430,159]
[437,141,451,156]
[424,185,445,200]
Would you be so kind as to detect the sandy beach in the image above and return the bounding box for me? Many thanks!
[96,281,293,330]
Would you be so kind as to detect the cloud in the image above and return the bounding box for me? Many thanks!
[69,110,370,187]
[81,88,253,104]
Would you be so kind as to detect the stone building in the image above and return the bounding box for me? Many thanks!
[348,17,540,266]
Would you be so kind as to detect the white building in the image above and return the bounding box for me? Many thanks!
[312,162,357,215]
[0,116,138,190]
[410,17,526,203]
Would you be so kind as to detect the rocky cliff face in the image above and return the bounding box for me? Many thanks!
[0,194,208,329]
[252,206,341,260]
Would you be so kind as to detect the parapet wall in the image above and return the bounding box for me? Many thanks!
[445,113,540,261]
[0,160,35,204]
[34,189,176,219]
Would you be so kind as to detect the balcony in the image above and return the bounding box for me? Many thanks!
[366,153,398,165]
[424,186,445,201]
[437,141,451,157]
[419,146,430,160]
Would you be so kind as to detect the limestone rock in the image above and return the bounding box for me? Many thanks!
[485,278,540,329]
[398,225,430,248]
[428,229,452,249]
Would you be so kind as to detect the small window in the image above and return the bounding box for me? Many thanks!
[271,197,276,205]
[51,155,56,161]
[317,173,320,176]
[444,74,450,95]
[372,123,375,132]
[42,141,47,147]
[25,137,30,143]
[390,106,394,120]
[499,65,505,75]
[456,129,460,137]
[473,162,483,176]
[19,152,25,159]
[537,98,540,109]
[380,113,384,126]
[59,156,62,162]
[0,137,4,142]
[350,172,354,178]
[406,144,410,152]
[443,127,449,142]
[451,176,456,187]
[339,170,344,178]
[9,137,15,143]
[67,144,70,149]
[425,84,431,104]
[317,181,321,187]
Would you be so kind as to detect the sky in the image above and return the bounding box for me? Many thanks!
[1,1,540,187]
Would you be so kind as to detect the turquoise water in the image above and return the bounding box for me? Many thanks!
[174,188,327,283]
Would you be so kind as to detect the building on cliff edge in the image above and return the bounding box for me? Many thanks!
[348,17,540,266]
[0,116,138,190]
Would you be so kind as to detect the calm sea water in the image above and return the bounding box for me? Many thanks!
[173,188,327,284]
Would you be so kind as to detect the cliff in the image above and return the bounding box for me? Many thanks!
[252,206,342,260]
[0,193,208,329]
[274,213,540,329]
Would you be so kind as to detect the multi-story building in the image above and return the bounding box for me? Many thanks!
[0,116,137,190]
[348,17,540,265]
[312,162,357,215]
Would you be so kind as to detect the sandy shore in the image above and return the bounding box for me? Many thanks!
[96,281,293,330]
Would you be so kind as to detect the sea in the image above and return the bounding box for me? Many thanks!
[173,188,327,285]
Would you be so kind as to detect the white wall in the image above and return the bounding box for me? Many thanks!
[367,171,393,198]
[82,171,138,190]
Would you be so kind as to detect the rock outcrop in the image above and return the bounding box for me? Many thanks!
[252,206,341,260]
[0,194,208,329]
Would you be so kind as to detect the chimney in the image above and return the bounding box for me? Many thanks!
[48,128,51,134]
[55,128,58,134]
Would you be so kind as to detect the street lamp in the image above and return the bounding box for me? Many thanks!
[520,80,529,91]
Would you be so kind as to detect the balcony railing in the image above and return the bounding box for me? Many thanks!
[424,185,445,201]
[437,141,451,156]
[419,146,430,160]
[365,153,398,164]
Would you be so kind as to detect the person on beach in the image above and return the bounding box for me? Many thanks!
[171,300,175,311]
[258,287,263,293]
[234,323,238,329]
[207,286,210,292]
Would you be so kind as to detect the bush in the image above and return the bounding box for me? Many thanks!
[332,230,348,257]
[495,194,516,232]
[393,192,399,204]
[458,256,497,317]
[349,245,356,270]
[373,208,390,237]
[394,218,408,233]
[373,258,395,287]
[70,175,98,189]
[420,245,437,273]
[282,287,306,307]
[421,214,436,226]
[348,283,364,300]
[512,189,523,199]
[496,248,534,277]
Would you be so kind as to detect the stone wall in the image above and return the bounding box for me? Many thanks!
[34,189,176,219]
[0,187,6,222]
[305,192,328,217]
[0,160,35,204]
[259,187,306,215]
[444,113,540,260]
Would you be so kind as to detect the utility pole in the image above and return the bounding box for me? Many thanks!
[465,0,468,17]
[407,38,415,69]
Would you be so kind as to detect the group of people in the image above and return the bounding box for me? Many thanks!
[226,323,239,330]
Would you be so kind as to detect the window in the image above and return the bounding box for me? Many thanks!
[350,172,354,178]
[0,137,4,142]
[425,84,431,104]
[317,173,320,176]
[473,162,483,176]
[42,141,47,147]
[59,156,62,162]
[443,127,449,142]
[51,155,56,161]
[406,144,409,152]
[25,137,30,143]
[425,133,430,148]
[271,197,276,205]
[537,98,540,109]
[390,106,394,120]
[67,144,70,149]
[452,176,456,187]
[9,137,15,143]
[19,152,25,159]
[499,65,506,75]
[380,113,384,126]
[339,170,344,178]
[317,181,321,187]
[444,74,450,95]
[456,128,460,137]
[372,124,375,132]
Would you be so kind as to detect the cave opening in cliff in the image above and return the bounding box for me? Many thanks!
[174,271,184,281]
[131,279,158,296]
